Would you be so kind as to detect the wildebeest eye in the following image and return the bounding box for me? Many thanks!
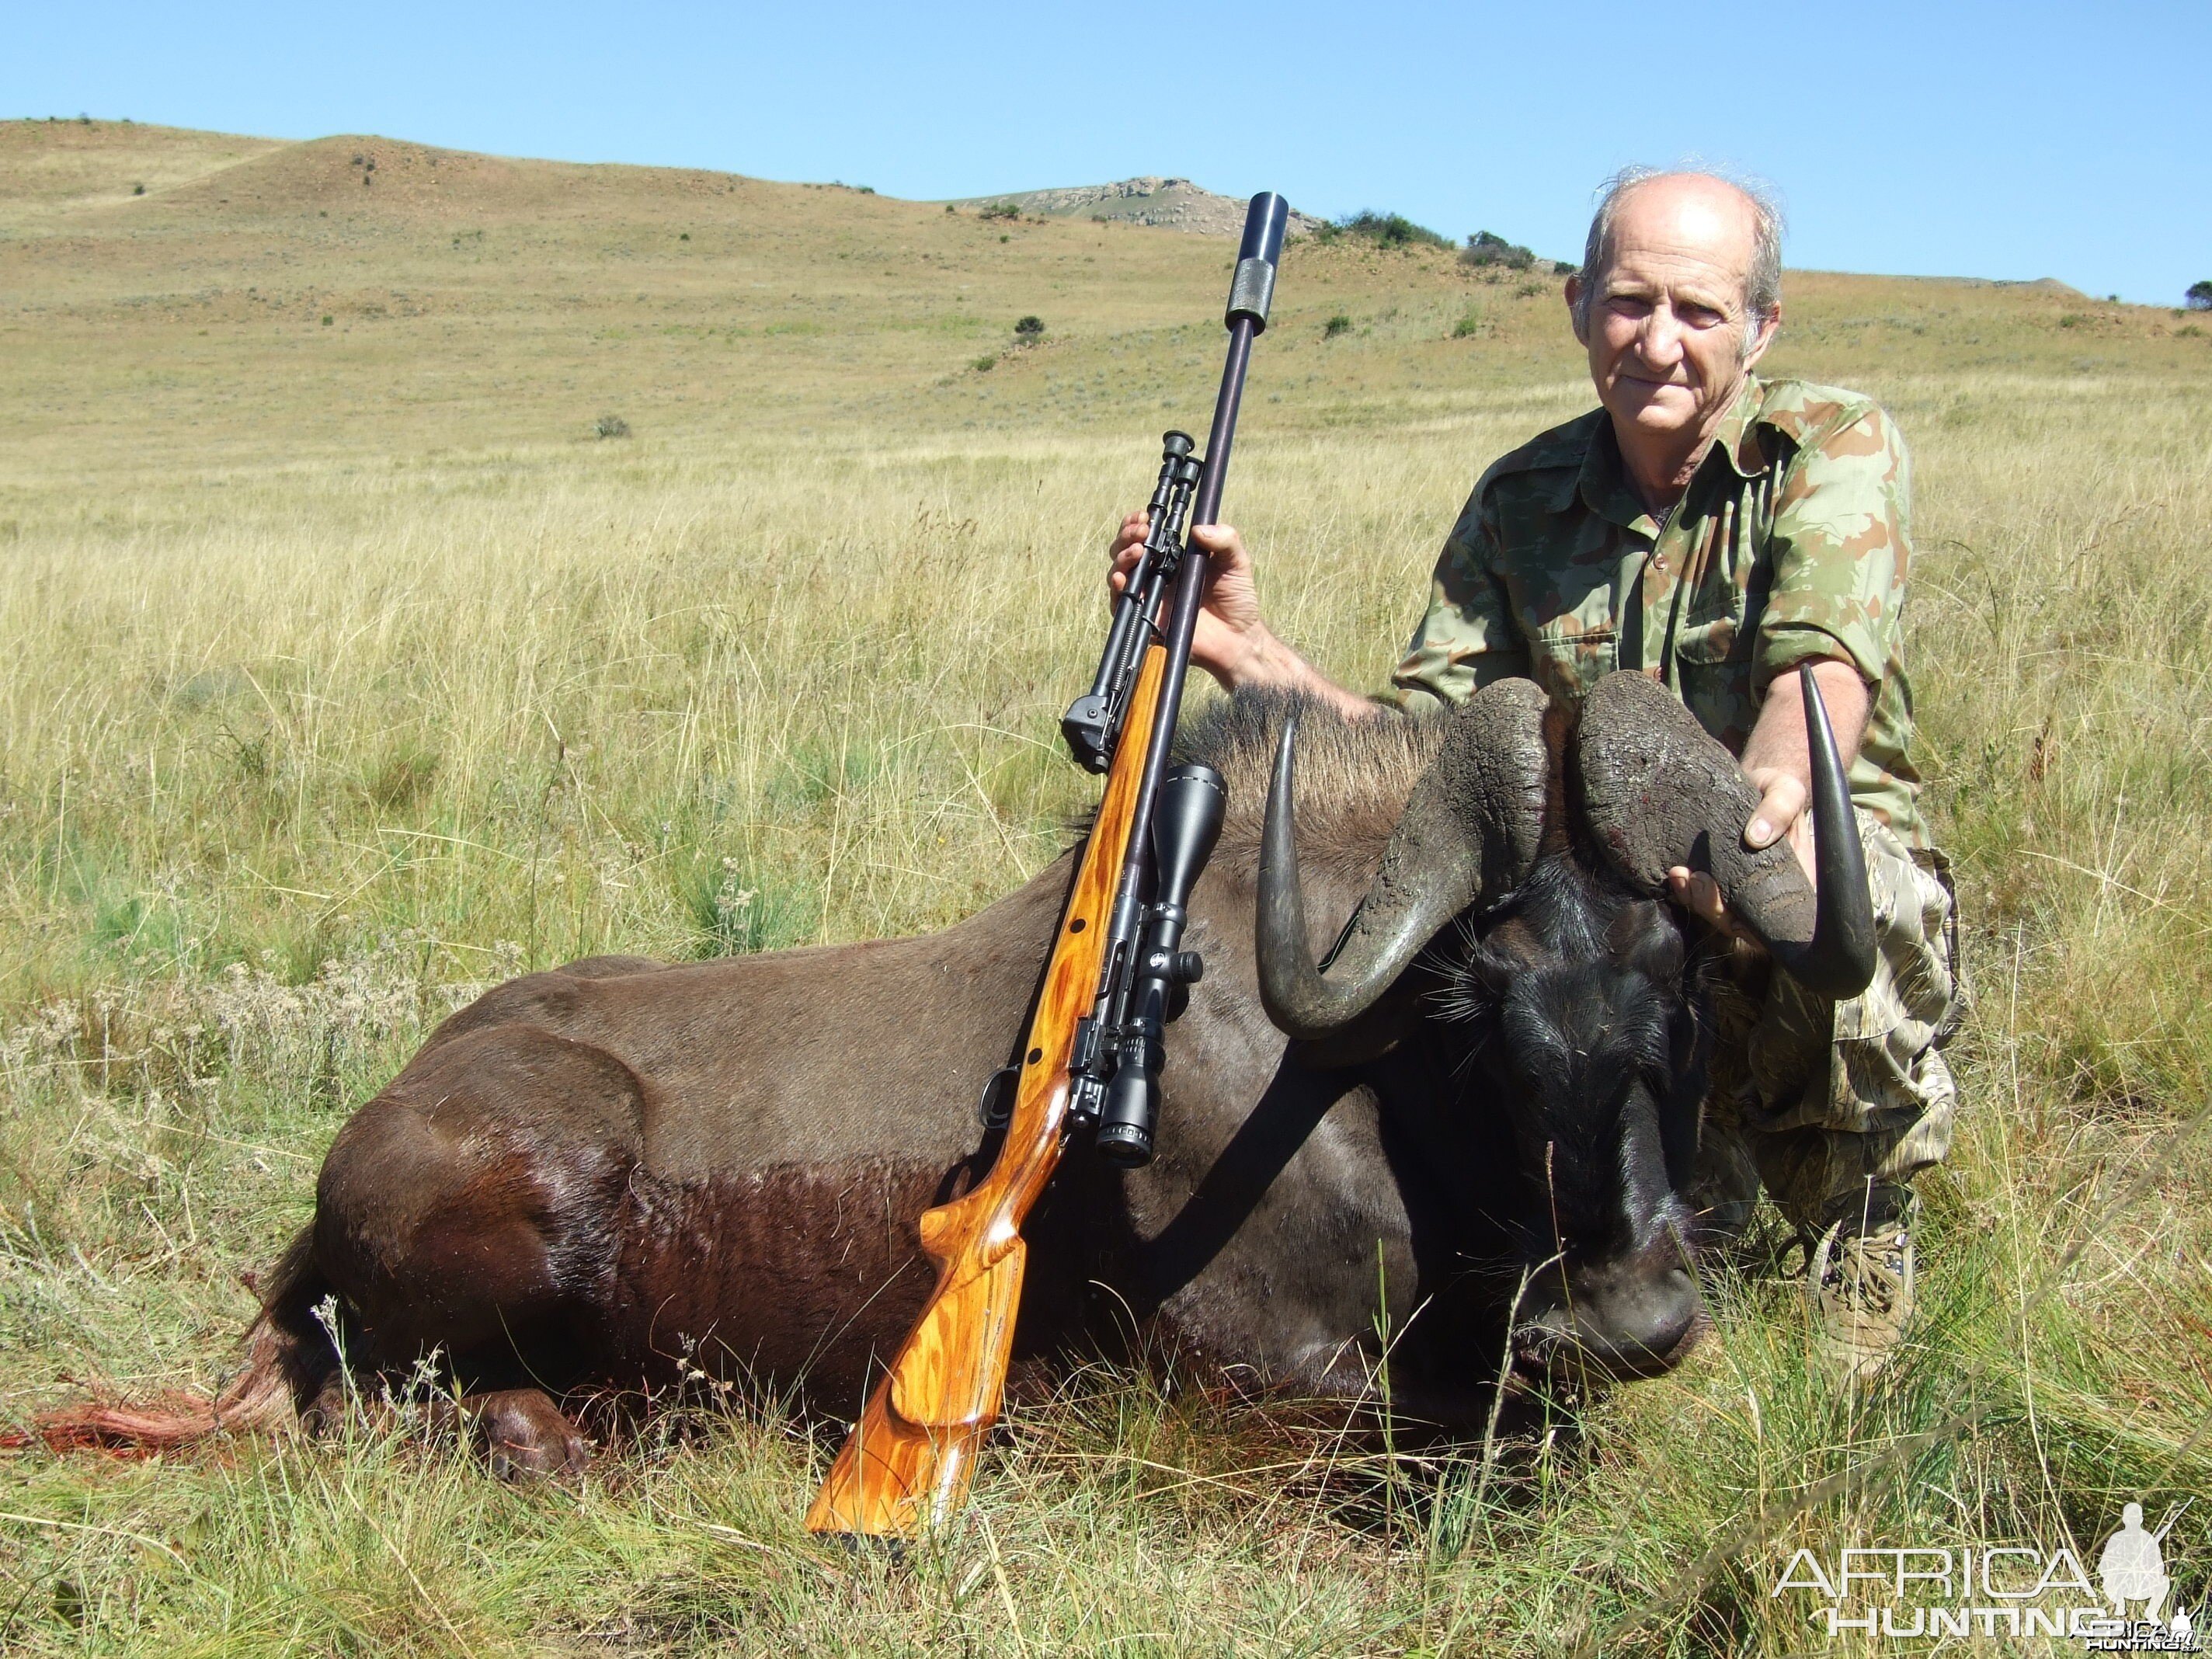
[1469,938,1523,999]
[1426,928,1522,1025]
[1605,901,1685,984]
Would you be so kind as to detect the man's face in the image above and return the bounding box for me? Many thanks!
[1567,177,1776,450]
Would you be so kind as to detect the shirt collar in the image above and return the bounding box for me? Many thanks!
[1713,373,1774,480]
[1552,374,1774,524]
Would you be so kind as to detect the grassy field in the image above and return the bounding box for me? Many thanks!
[2,115,2209,1654]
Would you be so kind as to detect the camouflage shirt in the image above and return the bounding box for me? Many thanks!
[1386,375,1928,850]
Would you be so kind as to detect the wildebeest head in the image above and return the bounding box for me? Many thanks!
[1254,670,1873,1382]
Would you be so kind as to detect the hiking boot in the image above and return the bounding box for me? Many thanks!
[1807,1204,1917,1388]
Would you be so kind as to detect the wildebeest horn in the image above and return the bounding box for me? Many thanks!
[1575,666,1876,1000]
[1257,680,1549,1038]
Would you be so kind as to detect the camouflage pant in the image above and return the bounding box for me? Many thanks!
[1693,811,1960,1235]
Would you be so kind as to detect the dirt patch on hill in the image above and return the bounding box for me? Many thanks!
[0,118,284,218]
[948,177,1327,238]
[154,134,786,225]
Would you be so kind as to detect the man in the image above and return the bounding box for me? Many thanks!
[1107,168,1958,1385]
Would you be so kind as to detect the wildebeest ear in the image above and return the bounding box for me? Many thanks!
[1605,901,1684,984]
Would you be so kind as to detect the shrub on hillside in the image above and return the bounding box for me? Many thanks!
[979,201,1021,221]
[2188,280,2212,312]
[594,413,631,440]
[1327,211,1451,252]
[1460,229,1536,271]
[1013,315,1045,342]
[1323,313,1352,339]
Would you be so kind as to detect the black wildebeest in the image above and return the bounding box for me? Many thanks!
[65,670,1868,1473]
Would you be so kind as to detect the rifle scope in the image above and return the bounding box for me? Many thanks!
[1076,190,1286,1168]
[1094,763,1226,1166]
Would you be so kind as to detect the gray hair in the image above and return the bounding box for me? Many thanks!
[1571,166,1784,350]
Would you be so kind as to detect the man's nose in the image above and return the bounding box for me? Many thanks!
[1636,304,1685,365]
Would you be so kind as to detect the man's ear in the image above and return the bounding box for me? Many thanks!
[1563,273,1587,346]
[1741,303,1781,369]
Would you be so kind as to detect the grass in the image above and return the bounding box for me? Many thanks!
[2,117,2210,1654]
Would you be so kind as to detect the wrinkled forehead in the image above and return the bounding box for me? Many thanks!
[1596,179,1759,293]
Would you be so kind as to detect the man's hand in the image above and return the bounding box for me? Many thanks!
[1664,658,1869,939]
[1110,513,1271,686]
[1665,767,1813,937]
[1105,513,1379,719]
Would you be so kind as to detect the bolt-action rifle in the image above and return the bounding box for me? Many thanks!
[805,192,1290,1539]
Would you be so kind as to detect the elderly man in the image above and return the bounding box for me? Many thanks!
[1108,168,1958,1384]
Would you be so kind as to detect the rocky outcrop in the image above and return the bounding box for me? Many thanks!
[947,176,1327,237]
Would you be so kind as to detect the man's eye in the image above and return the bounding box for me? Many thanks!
[1681,306,1724,327]
[1607,296,1651,317]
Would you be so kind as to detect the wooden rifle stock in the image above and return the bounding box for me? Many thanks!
[806,191,1285,1538]
[805,647,1167,1536]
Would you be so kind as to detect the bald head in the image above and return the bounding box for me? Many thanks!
[1573,169,1782,343]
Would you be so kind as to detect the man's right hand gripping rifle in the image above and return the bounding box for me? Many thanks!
[1106,510,1378,722]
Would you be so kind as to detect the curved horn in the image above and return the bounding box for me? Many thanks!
[1257,680,1549,1039]
[1576,666,1875,1000]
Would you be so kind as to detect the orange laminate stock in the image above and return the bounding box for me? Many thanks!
[804,644,1169,1538]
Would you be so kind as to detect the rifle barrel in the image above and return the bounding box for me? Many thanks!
[1087,192,1285,1162]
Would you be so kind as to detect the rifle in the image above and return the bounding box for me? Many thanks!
[805,191,1290,1538]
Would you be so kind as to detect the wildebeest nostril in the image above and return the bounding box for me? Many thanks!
[1523,1269,1706,1379]
[1589,1271,1706,1371]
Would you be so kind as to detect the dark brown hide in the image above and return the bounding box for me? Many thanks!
[176,689,1716,1464]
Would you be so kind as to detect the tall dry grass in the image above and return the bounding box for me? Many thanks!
[2,117,2210,1654]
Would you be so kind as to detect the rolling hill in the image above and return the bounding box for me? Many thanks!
[2,117,2187,481]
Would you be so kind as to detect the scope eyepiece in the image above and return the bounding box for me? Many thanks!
[1094,1032,1160,1168]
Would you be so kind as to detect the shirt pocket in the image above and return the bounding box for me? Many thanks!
[1529,617,1617,698]
[1669,610,1748,668]
[1669,505,1765,668]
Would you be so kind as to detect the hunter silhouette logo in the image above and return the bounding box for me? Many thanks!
[2102,1504,2176,1623]
[2088,1501,2196,1653]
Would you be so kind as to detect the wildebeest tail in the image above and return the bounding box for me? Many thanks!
[11,1229,339,1456]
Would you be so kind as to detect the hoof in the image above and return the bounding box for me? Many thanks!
[470,1389,593,1479]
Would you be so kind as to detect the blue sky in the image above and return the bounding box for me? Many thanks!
[10,2,2205,304]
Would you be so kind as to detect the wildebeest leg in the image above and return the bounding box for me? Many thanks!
[313,1024,645,1393]
[297,1372,590,1478]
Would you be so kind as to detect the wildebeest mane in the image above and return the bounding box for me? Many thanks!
[1174,690,1442,885]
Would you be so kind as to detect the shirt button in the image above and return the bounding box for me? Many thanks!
[1654,555,1668,572]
